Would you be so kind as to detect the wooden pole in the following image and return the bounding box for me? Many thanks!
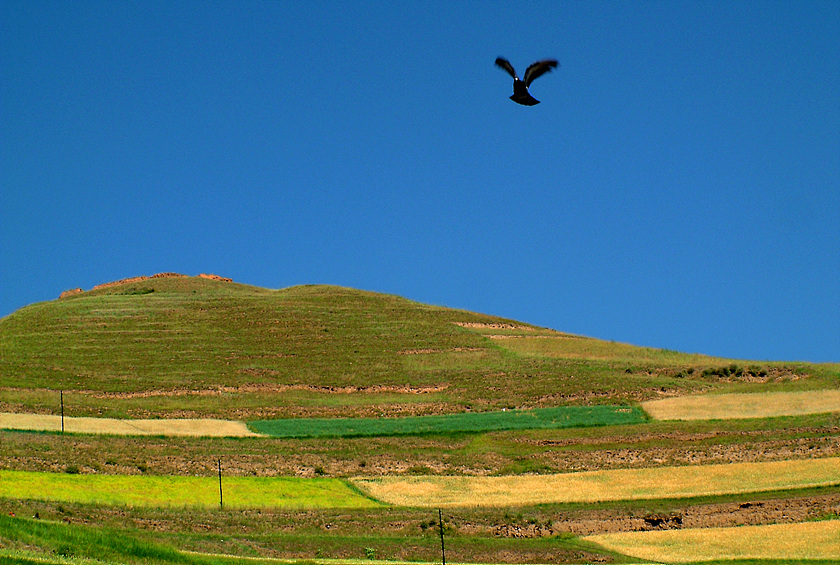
[60,390,64,433]
[218,458,223,509]
[438,508,446,565]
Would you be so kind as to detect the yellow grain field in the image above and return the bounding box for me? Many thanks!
[642,389,840,420]
[585,520,840,562]
[488,334,724,365]
[0,412,261,437]
[354,458,840,507]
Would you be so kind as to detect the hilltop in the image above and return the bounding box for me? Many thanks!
[1,273,834,421]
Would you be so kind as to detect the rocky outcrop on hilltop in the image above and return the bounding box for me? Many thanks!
[58,272,232,298]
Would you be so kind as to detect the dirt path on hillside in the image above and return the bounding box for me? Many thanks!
[0,413,260,437]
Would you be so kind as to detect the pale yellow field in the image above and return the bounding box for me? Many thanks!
[0,412,261,437]
[353,458,840,507]
[586,519,840,562]
[488,334,723,365]
[642,389,840,420]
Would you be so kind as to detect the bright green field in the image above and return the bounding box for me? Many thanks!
[248,405,647,438]
[0,470,380,509]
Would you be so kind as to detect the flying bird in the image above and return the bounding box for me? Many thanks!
[495,57,558,106]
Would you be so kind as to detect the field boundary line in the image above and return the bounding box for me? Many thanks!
[180,551,553,565]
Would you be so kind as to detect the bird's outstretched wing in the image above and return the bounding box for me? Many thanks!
[522,60,558,86]
[495,57,518,79]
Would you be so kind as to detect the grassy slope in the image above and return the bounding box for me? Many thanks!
[2,276,836,420]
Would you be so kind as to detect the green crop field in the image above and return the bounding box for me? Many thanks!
[248,405,647,438]
[2,275,839,564]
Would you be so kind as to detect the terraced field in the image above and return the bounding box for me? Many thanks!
[587,520,840,562]
[0,470,378,509]
[642,389,840,420]
[355,458,840,507]
[1,275,838,564]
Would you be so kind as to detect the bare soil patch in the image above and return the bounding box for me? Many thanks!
[58,272,233,298]
[518,426,840,471]
[454,322,533,330]
[2,383,449,401]
[4,489,835,542]
[558,493,840,536]
[398,347,484,355]
[91,272,189,290]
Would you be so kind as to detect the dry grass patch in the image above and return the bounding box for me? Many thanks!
[586,519,840,562]
[0,413,260,437]
[643,389,840,421]
[354,458,840,507]
[490,334,723,365]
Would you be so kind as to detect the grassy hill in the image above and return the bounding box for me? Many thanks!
[2,274,839,564]
[2,274,834,421]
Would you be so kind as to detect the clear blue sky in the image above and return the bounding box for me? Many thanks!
[2,1,838,363]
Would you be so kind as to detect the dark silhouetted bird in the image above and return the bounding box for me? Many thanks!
[495,57,558,105]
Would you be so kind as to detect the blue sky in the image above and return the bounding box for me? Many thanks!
[2,1,838,363]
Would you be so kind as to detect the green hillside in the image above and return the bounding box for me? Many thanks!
[2,274,840,565]
[1,274,835,420]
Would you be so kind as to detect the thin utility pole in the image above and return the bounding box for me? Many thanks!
[218,458,223,509]
[438,508,446,565]
[60,390,64,433]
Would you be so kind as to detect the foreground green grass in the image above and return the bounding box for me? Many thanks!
[0,511,628,565]
[0,513,288,565]
[0,471,379,509]
[248,406,647,438]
